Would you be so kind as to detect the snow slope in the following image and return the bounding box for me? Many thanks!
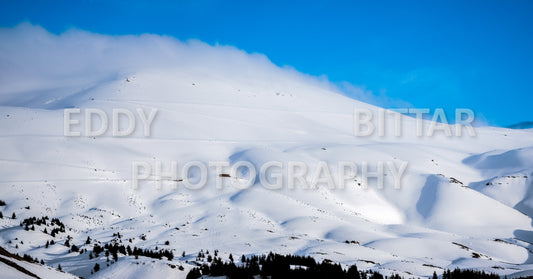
[0,25,533,278]
[0,246,78,279]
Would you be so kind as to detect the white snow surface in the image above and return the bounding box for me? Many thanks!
[0,254,78,279]
[0,25,533,279]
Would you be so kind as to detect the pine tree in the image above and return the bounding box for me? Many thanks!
[11,212,15,219]
[186,268,201,279]
[347,265,360,279]
[0,211,3,218]
[71,244,79,252]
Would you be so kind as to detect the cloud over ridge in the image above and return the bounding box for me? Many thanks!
[0,23,348,108]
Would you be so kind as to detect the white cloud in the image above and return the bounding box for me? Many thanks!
[337,81,413,109]
[0,23,382,109]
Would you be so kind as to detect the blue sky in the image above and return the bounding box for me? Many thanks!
[1,0,532,126]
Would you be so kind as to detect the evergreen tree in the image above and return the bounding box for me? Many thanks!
[186,268,201,279]
[71,244,79,252]
[127,246,133,256]
[347,265,360,279]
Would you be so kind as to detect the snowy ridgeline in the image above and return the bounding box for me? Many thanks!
[0,25,533,279]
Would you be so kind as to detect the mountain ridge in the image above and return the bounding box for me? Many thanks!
[0,25,533,278]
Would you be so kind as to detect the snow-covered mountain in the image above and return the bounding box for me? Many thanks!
[0,246,78,279]
[507,122,533,130]
[0,24,533,278]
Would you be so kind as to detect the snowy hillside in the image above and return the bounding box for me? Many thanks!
[0,24,533,278]
[0,246,78,279]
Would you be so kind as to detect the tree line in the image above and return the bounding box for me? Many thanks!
[187,252,502,279]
